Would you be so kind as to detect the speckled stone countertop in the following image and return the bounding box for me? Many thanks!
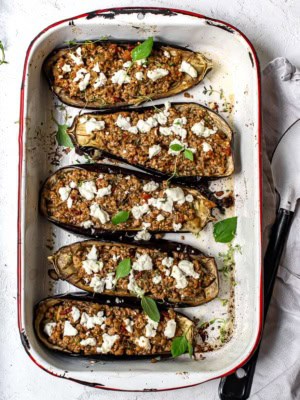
[0,1,299,399]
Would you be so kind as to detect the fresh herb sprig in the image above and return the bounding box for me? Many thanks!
[213,216,237,243]
[141,296,160,322]
[131,37,154,62]
[115,258,131,281]
[171,326,193,358]
[169,144,194,162]
[51,110,74,148]
[0,40,8,65]
[111,210,130,225]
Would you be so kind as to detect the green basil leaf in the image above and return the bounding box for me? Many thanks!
[141,296,160,322]
[213,217,237,243]
[170,143,183,152]
[56,124,74,148]
[184,149,194,161]
[132,37,154,61]
[111,210,130,225]
[171,336,188,358]
[187,340,193,357]
[115,258,131,281]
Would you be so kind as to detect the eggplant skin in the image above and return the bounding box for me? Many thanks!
[39,163,216,237]
[48,238,219,307]
[34,293,194,360]
[43,40,212,109]
[68,102,234,180]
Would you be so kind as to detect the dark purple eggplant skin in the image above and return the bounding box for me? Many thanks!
[43,40,212,110]
[69,102,234,186]
[34,292,194,360]
[39,163,220,240]
[49,237,219,308]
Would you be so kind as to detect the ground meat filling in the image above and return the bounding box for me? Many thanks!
[52,43,194,106]
[75,104,231,176]
[41,300,183,355]
[43,169,212,232]
[57,244,216,302]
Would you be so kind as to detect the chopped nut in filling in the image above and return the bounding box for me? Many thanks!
[71,103,232,177]
[41,168,215,233]
[40,300,185,355]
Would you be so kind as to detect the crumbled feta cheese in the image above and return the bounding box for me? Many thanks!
[148,197,173,213]
[191,121,217,137]
[172,125,187,140]
[87,245,98,260]
[185,194,194,202]
[63,321,78,336]
[89,275,105,293]
[173,117,187,126]
[128,126,138,134]
[104,272,116,290]
[69,49,83,65]
[79,116,87,124]
[79,72,90,91]
[164,50,170,58]
[71,306,81,322]
[62,63,71,73]
[148,144,161,159]
[173,222,182,231]
[132,253,153,271]
[178,260,199,279]
[171,265,188,289]
[96,334,119,354]
[112,254,120,262]
[81,220,94,229]
[137,119,152,133]
[44,322,56,336]
[82,259,103,274]
[80,338,96,346]
[123,61,132,68]
[80,311,106,329]
[70,181,77,189]
[92,63,100,72]
[202,142,213,152]
[135,71,144,81]
[111,69,130,85]
[59,186,71,201]
[146,116,158,128]
[164,101,171,111]
[136,58,147,66]
[115,115,131,130]
[124,318,134,333]
[159,126,173,136]
[152,275,162,284]
[156,112,168,125]
[96,185,112,198]
[131,203,150,219]
[165,187,186,204]
[179,60,198,78]
[93,72,107,88]
[142,222,151,229]
[164,319,176,338]
[89,203,110,224]
[127,271,145,295]
[74,68,88,83]
[136,336,151,350]
[165,270,170,276]
[79,181,97,200]
[147,68,169,81]
[143,181,159,192]
[156,214,165,222]
[134,230,151,241]
[168,139,185,155]
[85,118,105,133]
[162,257,174,268]
[145,317,158,338]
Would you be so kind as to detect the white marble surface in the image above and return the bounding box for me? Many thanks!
[0,0,299,399]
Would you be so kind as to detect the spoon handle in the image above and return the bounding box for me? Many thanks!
[218,208,294,400]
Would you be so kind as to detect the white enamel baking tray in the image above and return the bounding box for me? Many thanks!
[18,7,262,391]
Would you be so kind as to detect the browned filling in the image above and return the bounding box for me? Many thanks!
[42,169,214,232]
[41,300,184,355]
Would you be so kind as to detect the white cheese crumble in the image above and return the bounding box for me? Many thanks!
[148,197,173,213]
[162,257,174,268]
[111,69,130,85]
[152,275,162,284]
[97,334,120,354]
[123,61,132,68]
[85,118,105,133]
[89,203,110,224]
[80,311,106,329]
[142,222,151,229]
[148,144,161,159]
[165,187,186,204]
[156,214,165,222]
[71,306,81,323]
[173,223,182,231]
[82,259,103,274]
[44,322,56,337]
[63,321,78,336]
[92,63,100,72]
[89,276,105,293]
[79,73,90,91]
[134,230,151,241]
[81,220,94,229]
[159,126,173,136]
[79,180,97,200]
[124,318,134,333]
[80,338,96,346]
[191,121,217,137]
[136,118,157,133]
[93,72,107,88]
[185,194,194,203]
[67,197,73,209]
[136,58,147,66]
[156,112,168,125]
[70,181,77,189]
[164,319,176,338]
[178,260,199,279]
[179,60,198,78]
[59,186,71,201]
[115,115,131,130]
[96,185,112,198]
[127,271,145,296]
[145,317,158,338]
[135,71,144,81]
[136,336,151,350]
[143,181,159,192]
[61,63,71,73]
[147,68,169,81]
[202,142,213,152]
[131,204,150,220]
[69,48,83,65]
[171,265,188,289]
[164,50,170,58]
[132,253,153,271]
[104,272,116,290]
[87,245,98,260]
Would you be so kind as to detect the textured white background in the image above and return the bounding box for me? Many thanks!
[0,1,299,399]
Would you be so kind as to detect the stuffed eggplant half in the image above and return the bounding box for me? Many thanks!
[35,295,194,359]
[69,102,234,180]
[40,164,216,237]
[43,40,212,109]
[49,239,218,306]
